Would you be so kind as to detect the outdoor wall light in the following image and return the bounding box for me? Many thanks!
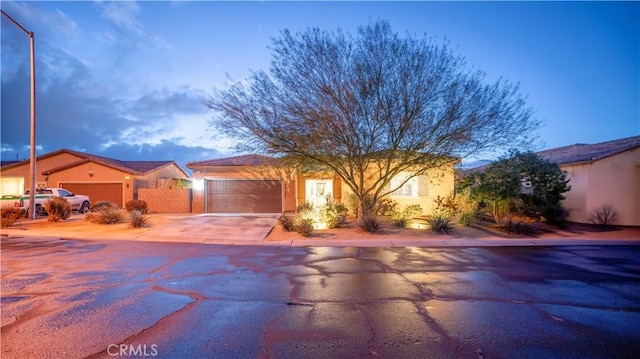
[193,179,204,191]
[88,170,94,177]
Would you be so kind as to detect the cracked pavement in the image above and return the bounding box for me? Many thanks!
[1,237,639,358]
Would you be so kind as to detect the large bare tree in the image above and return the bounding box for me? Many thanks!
[209,21,539,220]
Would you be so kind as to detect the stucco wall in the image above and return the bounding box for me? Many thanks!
[340,165,455,216]
[138,188,191,213]
[561,148,640,226]
[1,152,85,191]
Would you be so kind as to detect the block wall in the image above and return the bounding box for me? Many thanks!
[138,188,191,213]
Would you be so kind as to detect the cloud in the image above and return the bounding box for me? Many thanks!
[1,2,78,41]
[97,1,141,31]
[95,1,171,50]
[1,2,222,169]
[1,30,221,168]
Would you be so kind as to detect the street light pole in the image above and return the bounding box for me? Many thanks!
[1,10,37,220]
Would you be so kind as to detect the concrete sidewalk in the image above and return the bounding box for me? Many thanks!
[1,213,638,247]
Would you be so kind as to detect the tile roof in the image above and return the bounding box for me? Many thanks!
[0,148,187,177]
[537,135,640,165]
[187,154,278,167]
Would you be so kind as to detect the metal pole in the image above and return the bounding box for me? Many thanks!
[29,31,37,219]
[1,10,37,219]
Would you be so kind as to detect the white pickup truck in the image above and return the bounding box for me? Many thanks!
[19,188,91,217]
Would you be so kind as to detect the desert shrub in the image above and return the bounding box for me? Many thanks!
[86,205,125,225]
[450,192,489,226]
[457,211,477,226]
[374,197,398,216]
[125,200,148,214]
[390,204,423,228]
[295,218,314,237]
[321,201,348,229]
[296,201,314,213]
[497,216,541,236]
[91,201,119,212]
[128,209,149,228]
[44,197,72,222]
[279,215,296,232]
[359,216,381,233]
[296,201,317,224]
[433,194,459,218]
[588,204,619,226]
[428,214,454,234]
[1,208,22,227]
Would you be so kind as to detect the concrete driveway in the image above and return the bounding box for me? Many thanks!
[143,214,281,243]
[1,213,281,244]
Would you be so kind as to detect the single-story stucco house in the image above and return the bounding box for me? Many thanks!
[537,135,640,226]
[186,154,455,215]
[0,148,189,208]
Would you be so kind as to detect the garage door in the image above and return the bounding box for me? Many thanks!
[60,183,124,207]
[206,179,282,213]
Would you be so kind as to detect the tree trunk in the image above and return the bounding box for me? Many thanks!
[357,196,369,224]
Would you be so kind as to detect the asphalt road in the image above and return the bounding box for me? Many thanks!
[1,237,639,359]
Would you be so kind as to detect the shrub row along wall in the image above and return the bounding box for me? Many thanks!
[138,188,191,213]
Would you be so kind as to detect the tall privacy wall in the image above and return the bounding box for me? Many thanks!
[138,188,191,213]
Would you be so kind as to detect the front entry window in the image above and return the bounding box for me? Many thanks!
[305,179,333,208]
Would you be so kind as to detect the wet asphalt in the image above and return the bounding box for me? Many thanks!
[1,237,639,359]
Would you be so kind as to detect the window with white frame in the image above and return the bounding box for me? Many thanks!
[391,172,419,197]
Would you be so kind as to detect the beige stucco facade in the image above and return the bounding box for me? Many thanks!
[561,148,640,226]
[190,162,456,216]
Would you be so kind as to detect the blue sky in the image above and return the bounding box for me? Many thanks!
[2,1,638,170]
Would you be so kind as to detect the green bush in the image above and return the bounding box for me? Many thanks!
[391,204,423,228]
[321,201,348,228]
[279,215,296,232]
[1,208,22,227]
[359,216,381,233]
[125,200,148,214]
[44,197,72,222]
[428,214,454,234]
[295,218,314,237]
[457,210,477,226]
[86,204,125,225]
[128,209,149,228]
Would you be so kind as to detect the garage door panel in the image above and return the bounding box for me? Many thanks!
[206,179,282,213]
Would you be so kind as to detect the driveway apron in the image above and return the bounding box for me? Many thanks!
[141,214,280,243]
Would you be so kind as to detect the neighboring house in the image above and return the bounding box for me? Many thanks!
[537,136,640,226]
[0,149,189,207]
[187,154,455,215]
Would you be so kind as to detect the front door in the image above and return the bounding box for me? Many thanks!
[305,179,333,208]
